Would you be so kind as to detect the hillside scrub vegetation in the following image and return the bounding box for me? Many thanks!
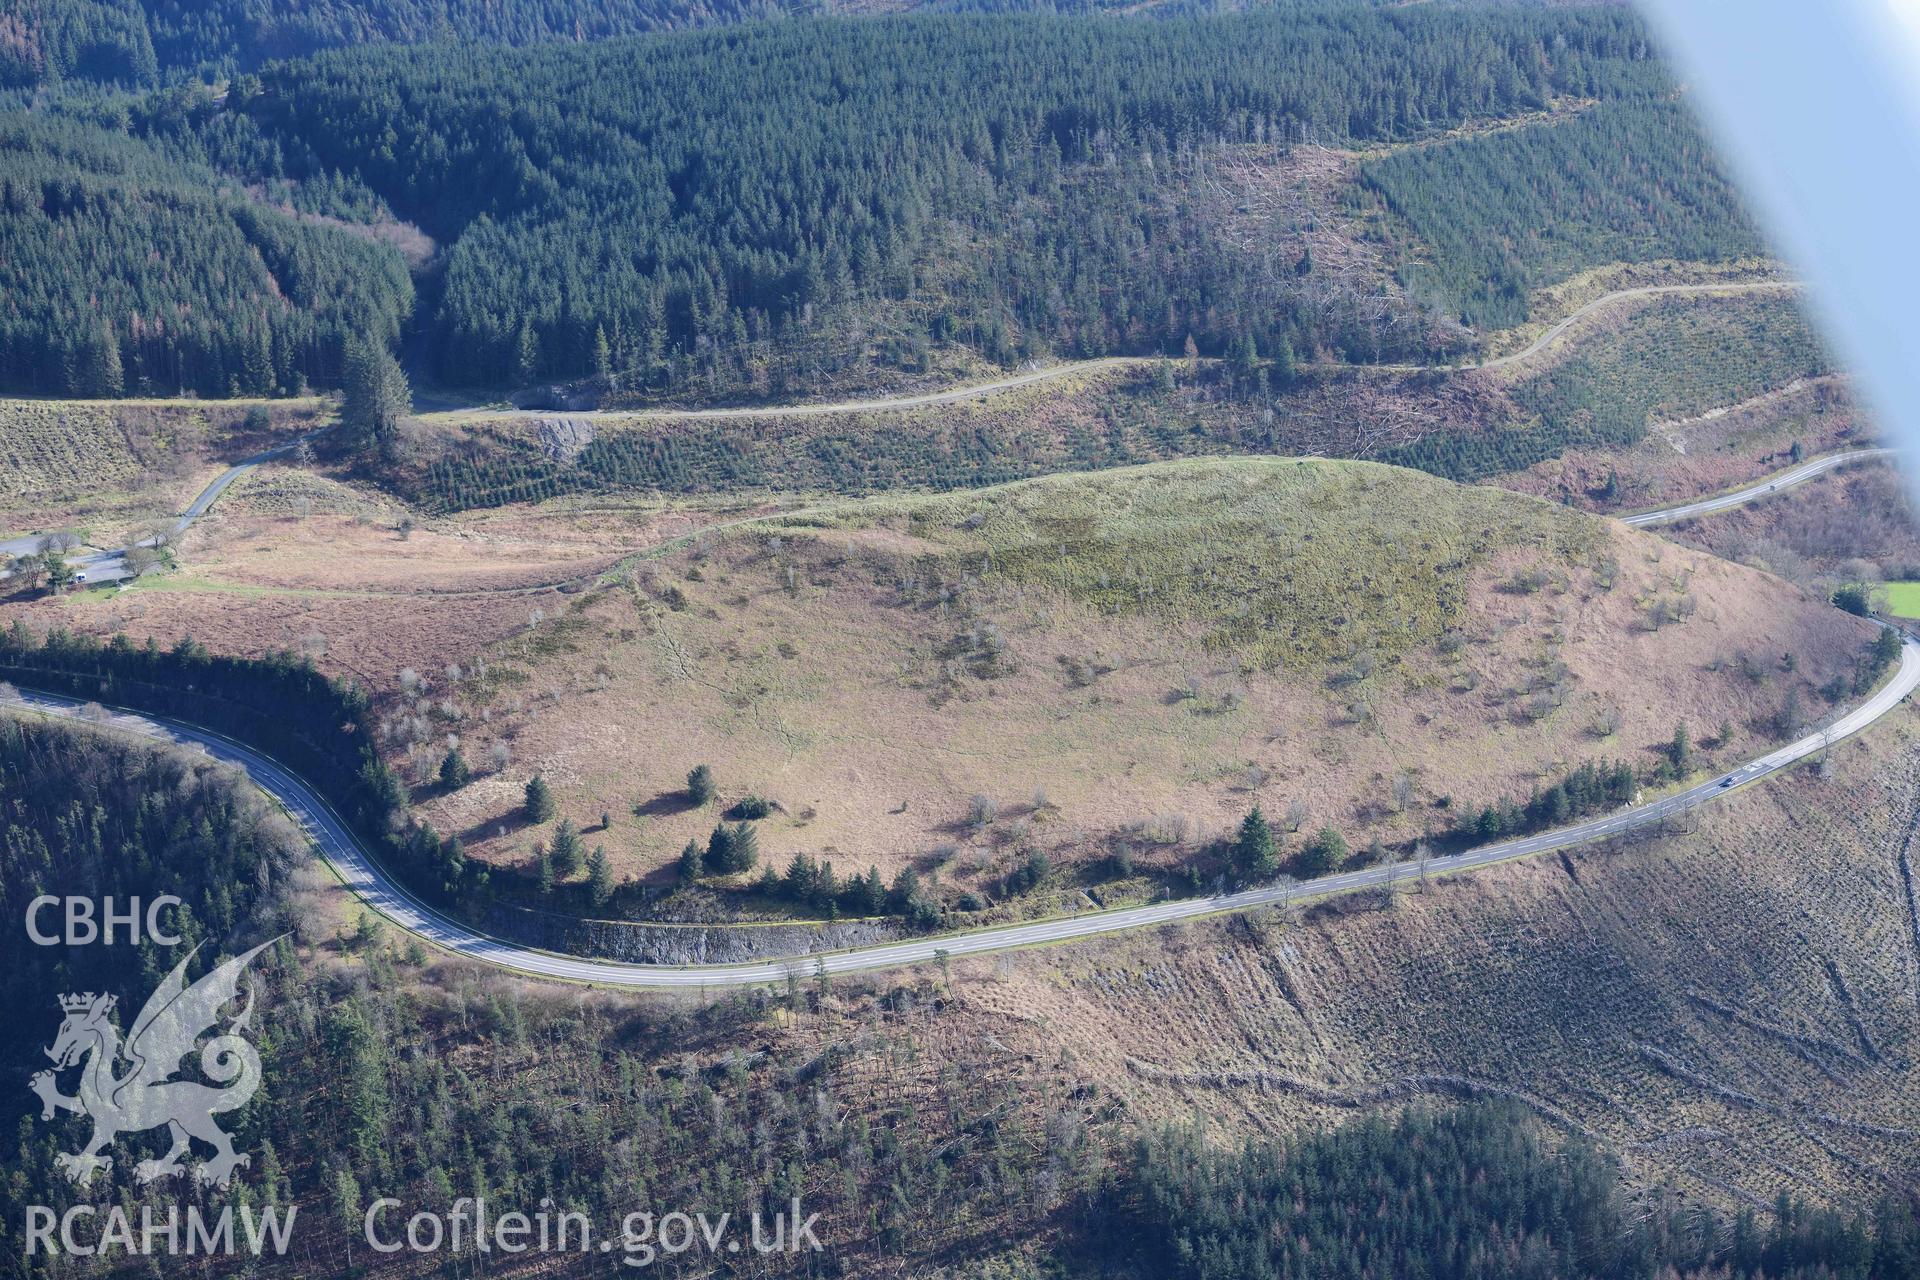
[0,395,322,542]
[412,458,1873,902]
[398,360,1519,512]
[805,457,1605,670]
[1664,461,1920,595]
[970,706,1920,1220]
[1497,374,1867,517]
[1383,291,1829,483]
[398,288,1822,515]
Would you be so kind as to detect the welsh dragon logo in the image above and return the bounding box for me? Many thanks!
[29,938,279,1189]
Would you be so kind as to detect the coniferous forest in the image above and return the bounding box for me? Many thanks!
[0,0,799,87]
[0,112,412,395]
[1359,98,1762,329]
[0,6,1758,398]
[231,9,1696,388]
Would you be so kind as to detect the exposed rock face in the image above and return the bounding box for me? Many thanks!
[484,904,901,965]
[537,415,596,463]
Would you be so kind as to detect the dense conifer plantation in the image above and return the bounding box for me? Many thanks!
[0,113,412,395]
[1360,99,1762,328]
[212,9,1685,388]
[1117,1104,1920,1280]
[1,7,1755,399]
[0,0,800,86]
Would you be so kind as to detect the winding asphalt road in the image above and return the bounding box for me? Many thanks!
[1,434,315,584]
[1,378,1910,985]
[1619,447,1897,527]
[4,504,1913,987]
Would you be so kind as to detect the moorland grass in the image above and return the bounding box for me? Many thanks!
[776,457,1603,669]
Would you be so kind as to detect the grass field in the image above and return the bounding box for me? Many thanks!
[1881,581,1920,618]
[792,457,1603,669]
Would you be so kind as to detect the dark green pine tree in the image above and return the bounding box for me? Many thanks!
[1233,806,1279,879]
[706,822,735,871]
[550,818,582,877]
[677,839,705,882]
[341,337,409,455]
[524,773,555,823]
[587,846,614,907]
[515,318,541,384]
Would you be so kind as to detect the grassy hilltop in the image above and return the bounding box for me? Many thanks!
[396,457,1870,895]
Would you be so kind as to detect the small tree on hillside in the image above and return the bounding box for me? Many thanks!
[705,821,758,874]
[677,840,705,882]
[550,819,582,877]
[1272,336,1297,390]
[1232,807,1279,880]
[587,847,614,908]
[1293,827,1348,880]
[40,553,75,595]
[1668,722,1693,777]
[851,866,887,915]
[889,868,923,914]
[524,773,555,823]
[1873,626,1902,672]
[726,821,759,873]
[706,822,734,870]
[889,867,939,929]
[1832,584,1872,617]
[439,747,471,790]
[687,764,716,806]
[1774,688,1805,737]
